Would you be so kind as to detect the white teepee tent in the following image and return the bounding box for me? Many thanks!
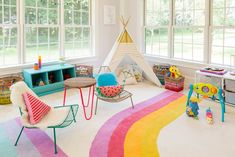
[102,17,162,86]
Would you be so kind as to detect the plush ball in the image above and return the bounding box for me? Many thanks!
[96,85,124,98]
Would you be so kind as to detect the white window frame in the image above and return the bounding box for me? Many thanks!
[144,0,171,57]
[0,0,93,68]
[63,0,92,58]
[144,0,235,67]
[0,0,19,66]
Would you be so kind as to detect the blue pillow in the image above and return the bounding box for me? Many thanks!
[97,72,118,87]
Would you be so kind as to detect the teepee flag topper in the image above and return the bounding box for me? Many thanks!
[102,16,162,87]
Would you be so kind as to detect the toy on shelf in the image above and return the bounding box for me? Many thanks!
[35,78,45,86]
[38,56,42,69]
[63,74,71,80]
[200,67,227,75]
[186,83,225,122]
[206,107,213,124]
[34,63,39,70]
[49,73,55,84]
[169,65,181,79]
[186,97,200,119]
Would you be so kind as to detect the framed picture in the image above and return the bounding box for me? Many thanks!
[104,5,116,25]
[76,65,93,78]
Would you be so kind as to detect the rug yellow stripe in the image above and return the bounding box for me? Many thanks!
[124,96,187,157]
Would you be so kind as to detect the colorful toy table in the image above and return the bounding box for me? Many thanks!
[63,77,96,120]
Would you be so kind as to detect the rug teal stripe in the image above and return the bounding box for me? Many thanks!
[2,119,41,157]
[0,125,18,157]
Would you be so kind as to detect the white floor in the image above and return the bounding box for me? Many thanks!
[1,82,235,157]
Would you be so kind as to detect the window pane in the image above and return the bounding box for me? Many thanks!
[193,45,204,62]
[49,0,58,8]
[225,7,235,26]
[74,11,81,25]
[211,28,223,46]
[25,0,36,7]
[173,0,205,62]
[82,12,89,25]
[65,27,74,42]
[145,0,169,26]
[38,9,48,24]
[25,8,36,24]
[145,27,168,56]
[0,6,2,24]
[26,27,37,44]
[49,9,58,24]
[81,0,89,11]
[64,10,73,24]
[50,28,59,43]
[83,27,90,41]
[213,8,224,25]
[183,44,192,60]
[38,0,47,8]
[211,1,235,65]
[64,0,92,58]
[227,0,235,7]
[224,29,235,47]
[25,44,37,63]
[0,1,18,67]
[211,46,223,64]
[38,28,48,44]
[74,28,82,41]
[224,48,235,65]
[0,27,18,66]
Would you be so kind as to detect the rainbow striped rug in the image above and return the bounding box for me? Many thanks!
[0,118,67,157]
[90,90,186,157]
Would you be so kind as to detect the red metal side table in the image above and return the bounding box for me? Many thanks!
[63,77,96,120]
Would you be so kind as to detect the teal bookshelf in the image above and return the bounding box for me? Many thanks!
[23,64,76,96]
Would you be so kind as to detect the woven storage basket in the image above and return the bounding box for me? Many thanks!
[153,64,170,85]
[164,76,184,92]
[0,76,23,105]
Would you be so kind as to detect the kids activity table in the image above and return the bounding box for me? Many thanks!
[63,77,96,120]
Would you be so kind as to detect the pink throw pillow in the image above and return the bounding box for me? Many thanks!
[23,92,51,125]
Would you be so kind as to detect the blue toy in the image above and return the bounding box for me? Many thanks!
[186,97,200,119]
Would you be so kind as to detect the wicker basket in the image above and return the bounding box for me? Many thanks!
[0,76,23,105]
[153,64,170,85]
[164,76,184,92]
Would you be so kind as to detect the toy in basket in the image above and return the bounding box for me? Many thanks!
[206,107,213,124]
[164,65,184,92]
[0,75,23,105]
[186,97,200,119]
[152,64,170,85]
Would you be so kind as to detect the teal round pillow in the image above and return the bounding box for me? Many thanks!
[96,85,124,98]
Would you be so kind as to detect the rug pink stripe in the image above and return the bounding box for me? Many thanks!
[90,91,176,157]
[15,119,68,157]
[108,93,183,157]
[3,118,41,157]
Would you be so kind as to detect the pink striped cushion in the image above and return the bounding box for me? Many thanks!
[23,92,51,125]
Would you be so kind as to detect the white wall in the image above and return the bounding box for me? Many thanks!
[95,0,121,66]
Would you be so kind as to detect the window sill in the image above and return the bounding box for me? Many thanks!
[144,54,233,71]
[0,56,98,76]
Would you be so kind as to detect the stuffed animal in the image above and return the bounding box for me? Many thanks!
[169,65,181,79]
[186,97,200,118]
